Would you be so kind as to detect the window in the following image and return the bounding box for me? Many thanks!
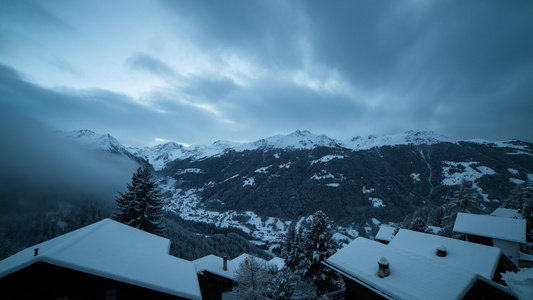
[105,289,117,300]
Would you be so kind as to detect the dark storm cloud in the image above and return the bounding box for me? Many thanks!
[0,103,137,213]
[1,1,533,144]
[156,0,533,142]
[301,1,533,140]
[228,79,365,133]
[126,52,177,78]
[158,0,306,68]
[0,63,238,146]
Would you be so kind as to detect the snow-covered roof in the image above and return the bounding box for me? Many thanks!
[0,219,202,300]
[490,208,523,219]
[193,253,267,281]
[453,212,526,243]
[388,229,501,279]
[325,237,512,300]
[268,257,285,270]
[375,225,397,242]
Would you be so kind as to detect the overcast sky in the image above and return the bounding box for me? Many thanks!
[0,0,532,147]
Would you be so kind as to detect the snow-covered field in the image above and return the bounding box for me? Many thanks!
[441,161,496,202]
[160,180,359,245]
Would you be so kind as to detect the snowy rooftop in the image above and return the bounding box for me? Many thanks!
[453,212,526,243]
[490,208,523,219]
[268,257,285,270]
[0,219,202,300]
[388,229,501,279]
[325,237,511,300]
[375,225,397,243]
[193,253,269,281]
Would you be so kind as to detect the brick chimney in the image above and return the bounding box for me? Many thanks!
[378,257,390,278]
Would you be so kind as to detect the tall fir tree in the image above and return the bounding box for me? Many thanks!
[303,210,342,295]
[113,160,164,235]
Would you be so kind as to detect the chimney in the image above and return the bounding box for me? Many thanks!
[378,257,390,278]
[436,245,447,257]
[223,256,228,271]
[34,248,39,256]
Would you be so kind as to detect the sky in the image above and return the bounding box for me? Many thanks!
[0,0,532,147]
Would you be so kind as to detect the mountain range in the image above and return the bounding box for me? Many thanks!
[61,129,533,241]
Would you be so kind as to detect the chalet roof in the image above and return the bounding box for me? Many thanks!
[325,237,514,300]
[194,253,283,280]
[194,253,265,281]
[0,219,202,300]
[388,229,501,279]
[490,208,523,219]
[268,257,285,270]
[453,212,526,243]
[375,225,397,243]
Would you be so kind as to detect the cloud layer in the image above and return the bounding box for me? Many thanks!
[0,0,532,146]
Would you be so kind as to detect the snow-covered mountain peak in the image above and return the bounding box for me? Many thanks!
[341,130,456,150]
[61,129,126,152]
[249,130,339,150]
[402,129,456,145]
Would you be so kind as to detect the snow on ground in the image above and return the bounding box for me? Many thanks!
[441,161,496,202]
[311,155,344,165]
[242,177,255,187]
[410,173,421,182]
[311,170,335,180]
[369,197,385,208]
[508,168,519,175]
[466,139,529,150]
[528,174,533,181]
[326,183,340,187]
[223,174,239,182]
[507,150,533,157]
[176,168,204,175]
[279,162,291,169]
[502,268,533,300]
[362,186,375,194]
[371,218,381,225]
[510,178,526,185]
[255,166,272,173]
[162,184,359,245]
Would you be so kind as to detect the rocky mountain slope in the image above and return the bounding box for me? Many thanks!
[62,129,533,242]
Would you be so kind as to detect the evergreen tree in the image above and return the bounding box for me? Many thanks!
[301,211,342,295]
[281,223,298,271]
[113,160,164,235]
[408,217,431,234]
[267,269,316,300]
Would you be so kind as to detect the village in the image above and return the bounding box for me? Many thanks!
[0,205,531,300]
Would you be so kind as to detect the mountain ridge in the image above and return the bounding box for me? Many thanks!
[60,129,531,171]
[56,128,533,243]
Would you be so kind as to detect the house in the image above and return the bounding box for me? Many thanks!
[193,254,241,300]
[374,226,397,244]
[453,212,526,264]
[324,229,517,300]
[388,229,517,284]
[194,253,282,300]
[0,219,202,300]
[490,208,523,219]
